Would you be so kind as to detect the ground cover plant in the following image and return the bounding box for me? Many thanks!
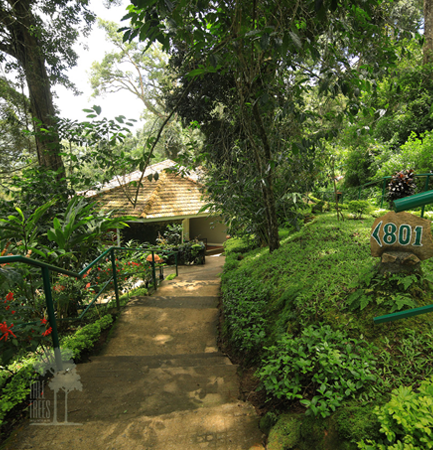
[221,212,433,449]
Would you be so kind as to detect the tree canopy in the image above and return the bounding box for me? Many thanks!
[121,0,399,251]
[0,0,96,174]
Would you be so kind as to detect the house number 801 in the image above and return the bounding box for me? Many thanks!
[371,221,423,248]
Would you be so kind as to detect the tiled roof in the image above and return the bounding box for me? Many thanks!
[90,161,209,219]
[79,160,179,197]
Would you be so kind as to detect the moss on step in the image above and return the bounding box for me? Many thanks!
[266,405,381,450]
[267,414,302,450]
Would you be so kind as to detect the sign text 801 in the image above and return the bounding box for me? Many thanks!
[371,221,423,248]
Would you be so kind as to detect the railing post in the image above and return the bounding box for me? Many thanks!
[421,175,430,218]
[110,248,120,312]
[380,178,386,209]
[175,252,178,277]
[41,267,63,371]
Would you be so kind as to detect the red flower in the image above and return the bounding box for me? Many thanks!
[6,292,13,301]
[42,327,52,337]
[0,321,16,341]
[132,262,139,266]
[86,282,91,288]
[5,306,9,310]
[41,318,48,325]
[11,310,15,314]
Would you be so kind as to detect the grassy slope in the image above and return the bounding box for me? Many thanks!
[221,212,433,448]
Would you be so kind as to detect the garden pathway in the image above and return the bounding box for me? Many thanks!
[5,255,264,450]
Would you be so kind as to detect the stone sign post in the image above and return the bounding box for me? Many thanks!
[370,211,433,274]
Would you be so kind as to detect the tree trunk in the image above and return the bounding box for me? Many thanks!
[424,0,433,64]
[5,1,64,176]
[252,102,280,252]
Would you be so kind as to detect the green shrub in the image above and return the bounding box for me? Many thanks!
[376,131,433,178]
[358,376,433,449]
[257,324,378,418]
[61,314,113,359]
[224,236,257,254]
[0,364,37,426]
[347,200,372,219]
[346,271,418,313]
[221,270,268,356]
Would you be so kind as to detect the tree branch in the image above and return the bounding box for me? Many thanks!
[131,76,198,207]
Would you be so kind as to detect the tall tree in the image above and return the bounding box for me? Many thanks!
[0,75,37,178]
[425,0,433,63]
[123,0,397,252]
[90,19,168,119]
[0,0,95,174]
[90,19,192,159]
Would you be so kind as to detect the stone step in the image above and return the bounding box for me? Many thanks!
[88,353,233,368]
[36,358,240,421]
[156,280,221,297]
[128,296,219,309]
[101,306,219,357]
[17,403,263,450]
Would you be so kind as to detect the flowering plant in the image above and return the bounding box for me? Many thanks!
[0,291,53,366]
[52,274,93,319]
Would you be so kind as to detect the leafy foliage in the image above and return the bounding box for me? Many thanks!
[221,269,268,357]
[0,76,37,174]
[346,271,419,313]
[347,200,372,219]
[358,377,433,449]
[123,0,399,252]
[0,364,37,427]
[60,314,113,359]
[257,324,378,418]
[376,132,433,180]
[221,213,433,446]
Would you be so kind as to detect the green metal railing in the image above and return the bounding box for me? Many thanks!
[393,189,433,213]
[374,304,433,324]
[358,173,433,215]
[0,247,178,371]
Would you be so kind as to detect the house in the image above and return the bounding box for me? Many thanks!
[85,160,227,249]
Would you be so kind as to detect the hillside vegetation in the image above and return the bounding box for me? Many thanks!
[221,212,433,450]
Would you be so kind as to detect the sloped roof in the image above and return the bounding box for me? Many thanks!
[90,160,209,219]
[80,160,180,198]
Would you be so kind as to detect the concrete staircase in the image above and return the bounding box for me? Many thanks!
[7,255,263,450]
